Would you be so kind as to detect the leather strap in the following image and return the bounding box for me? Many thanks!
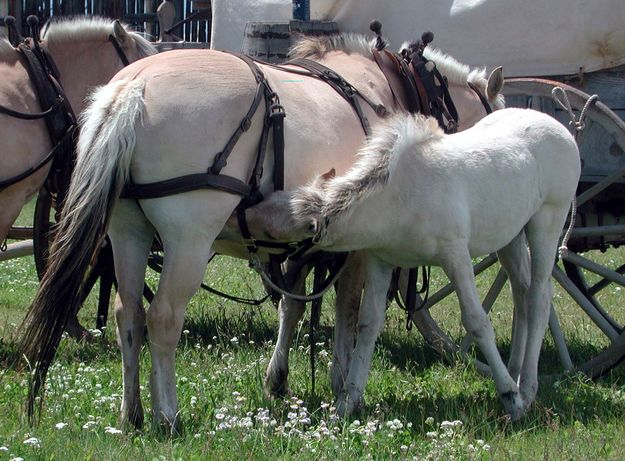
[121,173,251,199]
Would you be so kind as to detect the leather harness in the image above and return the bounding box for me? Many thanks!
[0,20,132,203]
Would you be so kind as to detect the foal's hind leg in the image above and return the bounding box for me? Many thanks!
[108,200,155,429]
[519,207,566,407]
[496,232,530,382]
[440,244,525,420]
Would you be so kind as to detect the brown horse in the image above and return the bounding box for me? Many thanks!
[19,33,504,431]
[0,17,156,335]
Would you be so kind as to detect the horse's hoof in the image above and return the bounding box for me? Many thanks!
[500,391,526,422]
[64,315,92,342]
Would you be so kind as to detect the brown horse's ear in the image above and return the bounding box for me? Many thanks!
[486,66,504,100]
[112,20,131,48]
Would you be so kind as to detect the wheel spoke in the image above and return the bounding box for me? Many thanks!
[552,265,620,341]
[548,303,574,371]
[562,250,625,288]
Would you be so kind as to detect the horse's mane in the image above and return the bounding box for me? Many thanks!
[42,16,157,57]
[292,114,443,230]
[289,32,375,59]
[422,46,504,109]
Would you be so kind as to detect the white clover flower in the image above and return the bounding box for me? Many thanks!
[104,427,123,435]
[183,330,190,335]
[0,446,8,452]
[230,337,239,344]
[54,422,68,430]
[23,437,41,448]
[88,328,103,337]
[82,421,97,430]
[215,413,226,420]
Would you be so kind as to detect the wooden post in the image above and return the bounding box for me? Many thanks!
[0,0,8,37]
[145,0,155,38]
[157,0,177,41]
[9,0,21,36]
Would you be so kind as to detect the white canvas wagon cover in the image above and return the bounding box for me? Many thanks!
[211,0,625,76]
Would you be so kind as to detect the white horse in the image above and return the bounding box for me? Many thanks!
[18,34,503,431]
[240,108,581,419]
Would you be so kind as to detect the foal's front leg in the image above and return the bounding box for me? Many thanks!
[335,254,392,417]
[331,252,365,398]
[264,263,308,397]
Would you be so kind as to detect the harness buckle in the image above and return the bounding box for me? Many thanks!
[270,103,285,119]
[241,117,252,131]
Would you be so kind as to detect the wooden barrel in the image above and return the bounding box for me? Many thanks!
[241,20,338,63]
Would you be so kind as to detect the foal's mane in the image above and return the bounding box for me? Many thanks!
[292,114,443,228]
[42,16,157,57]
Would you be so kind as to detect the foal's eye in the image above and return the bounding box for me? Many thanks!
[307,221,318,234]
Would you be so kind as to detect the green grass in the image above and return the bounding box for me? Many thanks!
[1,203,625,459]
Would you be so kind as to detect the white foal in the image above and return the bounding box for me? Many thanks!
[242,108,581,419]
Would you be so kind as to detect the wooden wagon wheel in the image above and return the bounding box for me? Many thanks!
[33,188,116,332]
[408,78,625,379]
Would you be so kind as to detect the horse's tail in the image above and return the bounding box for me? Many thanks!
[19,78,146,419]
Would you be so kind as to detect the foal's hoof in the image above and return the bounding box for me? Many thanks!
[500,391,526,422]
[264,368,291,399]
[335,392,363,418]
[120,402,144,431]
[152,414,183,438]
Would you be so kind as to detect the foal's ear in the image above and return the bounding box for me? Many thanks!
[321,168,336,181]
[112,20,132,48]
[486,66,504,100]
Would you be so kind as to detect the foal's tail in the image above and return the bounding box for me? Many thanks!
[19,78,146,419]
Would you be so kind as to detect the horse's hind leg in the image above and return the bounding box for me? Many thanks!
[440,244,525,420]
[519,207,567,407]
[496,232,530,382]
[140,193,236,432]
[108,200,154,429]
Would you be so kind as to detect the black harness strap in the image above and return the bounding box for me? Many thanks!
[121,173,252,199]
[467,81,493,115]
[0,97,64,120]
[108,34,130,66]
[282,58,386,135]
[0,126,75,192]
